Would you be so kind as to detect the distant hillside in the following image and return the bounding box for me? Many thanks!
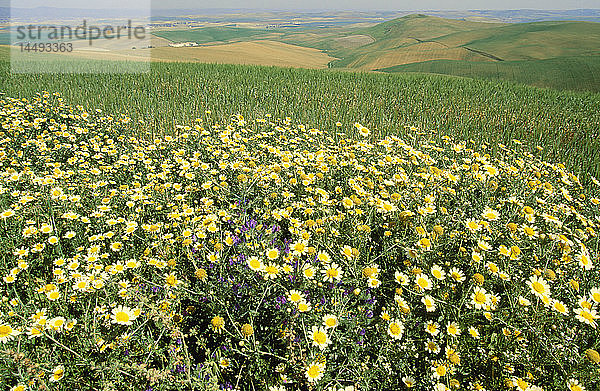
[330,15,506,69]
[323,14,600,91]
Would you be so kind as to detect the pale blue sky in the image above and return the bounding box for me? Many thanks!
[11,0,600,10]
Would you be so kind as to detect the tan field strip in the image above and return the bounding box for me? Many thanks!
[150,40,335,68]
[350,44,495,70]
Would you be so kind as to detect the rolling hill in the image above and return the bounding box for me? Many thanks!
[148,14,598,91]
[319,15,600,91]
[3,12,597,91]
[327,15,599,66]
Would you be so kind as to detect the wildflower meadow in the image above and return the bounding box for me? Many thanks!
[0,92,599,391]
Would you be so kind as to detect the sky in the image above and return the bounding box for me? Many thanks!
[8,0,600,10]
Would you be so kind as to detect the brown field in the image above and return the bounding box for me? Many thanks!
[149,40,334,68]
[347,43,494,69]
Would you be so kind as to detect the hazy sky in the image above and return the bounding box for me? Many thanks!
[10,0,600,10]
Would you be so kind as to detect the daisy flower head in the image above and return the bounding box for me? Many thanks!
[341,244,355,258]
[367,277,381,288]
[445,346,461,366]
[518,296,531,306]
[246,256,263,271]
[425,340,441,354]
[49,365,65,382]
[207,252,219,263]
[111,305,139,326]
[46,290,60,301]
[465,219,480,233]
[472,251,484,263]
[263,263,280,280]
[0,322,20,343]
[241,323,254,337]
[378,200,397,213]
[362,264,380,278]
[481,207,500,221]
[471,287,490,310]
[468,326,480,339]
[316,250,331,264]
[266,247,279,261]
[431,265,445,280]
[292,240,308,256]
[578,296,593,310]
[164,273,181,288]
[425,321,440,336]
[551,299,569,315]
[48,316,67,332]
[321,263,343,283]
[574,308,597,328]
[0,209,15,219]
[194,268,208,281]
[26,325,43,339]
[288,289,305,304]
[125,259,140,269]
[511,378,530,391]
[415,273,433,291]
[405,247,418,259]
[486,262,500,275]
[449,267,465,283]
[577,251,594,270]
[3,274,16,284]
[591,287,600,304]
[446,321,461,337]
[298,301,312,313]
[310,325,331,350]
[431,362,448,379]
[417,237,432,251]
[422,295,437,312]
[380,310,391,321]
[387,319,405,340]
[323,314,339,329]
[395,295,411,314]
[354,122,370,137]
[402,376,416,387]
[305,361,325,383]
[567,379,585,391]
[219,358,230,368]
[585,348,600,364]
[395,271,410,285]
[211,316,225,333]
[527,275,551,300]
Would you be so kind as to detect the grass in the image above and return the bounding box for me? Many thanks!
[377,55,600,92]
[0,51,599,182]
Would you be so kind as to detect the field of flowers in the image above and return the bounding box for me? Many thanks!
[0,92,599,391]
